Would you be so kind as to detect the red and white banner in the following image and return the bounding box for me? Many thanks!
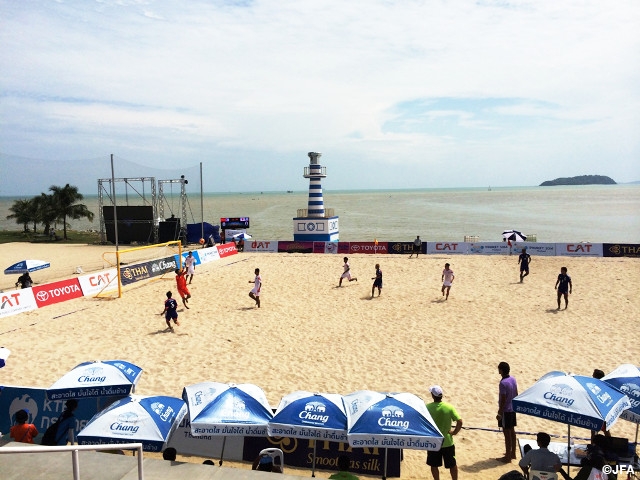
[217,243,239,258]
[244,240,279,253]
[79,268,118,296]
[426,242,469,254]
[555,243,603,257]
[32,278,84,308]
[0,288,38,318]
[349,242,389,254]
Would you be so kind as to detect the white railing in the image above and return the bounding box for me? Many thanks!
[0,442,144,480]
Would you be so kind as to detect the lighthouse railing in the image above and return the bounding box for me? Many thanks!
[296,208,334,218]
[303,166,327,177]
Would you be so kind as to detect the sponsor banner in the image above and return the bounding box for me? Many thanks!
[79,268,118,296]
[426,242,469,254]
[166,416,245,459]
[32,278,84,307]
[180,250,201,266]
[388,242,414,255]
[120,255,179,286]
[198,245,221,264]
[337,242,351,254]
[510,242,556,256]
[324,242,340,254]
[0,385,123,439]
[244,240,279,253]
[555,243,603,257]
[217,243,239,258]
[603,243,640,258]
[349,242,389,254]
[278,241,314,253]
[244,437,401,477]
[0,288,38,318]
[468,242,510,255]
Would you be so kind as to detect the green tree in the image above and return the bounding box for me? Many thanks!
[49,184,95,240]
[34,193,58,235]
[6,198,33,232]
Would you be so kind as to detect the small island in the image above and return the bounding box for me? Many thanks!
[539,175,616,186]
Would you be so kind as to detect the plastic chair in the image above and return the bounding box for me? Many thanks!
[258,448,284,473]
[530,470,558,480]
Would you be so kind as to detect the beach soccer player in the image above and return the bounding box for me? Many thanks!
[409,235,422,258]
[371,263,383,298]
[442,263,454,300]
[555,266,572,310]
[160,291,180,331]
[518,248,531,283]
[249,268,262,308]
[184,251,196,284]
[175,268,191,309]
[339,257,357,286]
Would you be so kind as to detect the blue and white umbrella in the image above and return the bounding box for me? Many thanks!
[268,391,348,476]
[345,391,443,479]
[47,360,143,401]
[4,259,50,274]
[182,382,273,465]
[513,371,631,472]
[602,364,640,443]
[78,394,187,452]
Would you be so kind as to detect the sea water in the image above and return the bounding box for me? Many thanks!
[0,185,638,243]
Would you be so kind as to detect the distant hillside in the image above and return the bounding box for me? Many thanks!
[540,175,616,186]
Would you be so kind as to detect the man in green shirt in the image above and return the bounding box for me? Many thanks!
[426,385,463,480]
[329,455,359,480]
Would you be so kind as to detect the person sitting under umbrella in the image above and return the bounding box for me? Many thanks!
[15,272,33,289]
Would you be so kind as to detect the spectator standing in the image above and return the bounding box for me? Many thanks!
[497,361,519,463]
[426,385,463,480]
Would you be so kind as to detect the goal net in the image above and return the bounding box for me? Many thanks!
[98,240,183,298]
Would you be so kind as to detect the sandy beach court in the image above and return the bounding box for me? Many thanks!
[1,242,639,479]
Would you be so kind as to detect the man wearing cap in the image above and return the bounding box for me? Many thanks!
[426,385,463,480]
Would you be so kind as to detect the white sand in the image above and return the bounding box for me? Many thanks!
[1,242,639,479]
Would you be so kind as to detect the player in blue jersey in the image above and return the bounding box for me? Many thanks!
[554,266,572,310]
[160,291,180,331]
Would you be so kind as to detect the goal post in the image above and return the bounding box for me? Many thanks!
[101,240,183,298]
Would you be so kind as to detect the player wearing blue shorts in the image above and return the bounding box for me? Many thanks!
[371,264,382,297]
[160,291,180,331]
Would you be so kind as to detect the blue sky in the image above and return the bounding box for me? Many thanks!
[1,0,639,196]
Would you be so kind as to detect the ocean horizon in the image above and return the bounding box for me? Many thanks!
[1,184,639,244]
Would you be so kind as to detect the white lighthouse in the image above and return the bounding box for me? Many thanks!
[293,152,339,241]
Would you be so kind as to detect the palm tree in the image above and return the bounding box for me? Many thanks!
[6,199,33,232]
[49,184,95,240]
[34,193,58,235]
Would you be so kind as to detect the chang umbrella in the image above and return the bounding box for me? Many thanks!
[78,394,187,452]
[182,382,273,465]
[268,391,348,476]
[4,259,50,274]
[602,364,640,443]
[47,360,143,407]
[345,390,443,479]
[502,230,527,243]
[513,371,631,473]
[0,347,10,368]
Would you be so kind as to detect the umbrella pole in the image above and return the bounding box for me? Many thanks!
[382,448,387,480]
[311,440,317,477]
[567,425,571,477]
[219,436,226,466]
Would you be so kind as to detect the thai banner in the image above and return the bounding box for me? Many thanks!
[166,416,245,459]
[388,242,415,255]
[244,240,279,253]
[426,242,469,255]
[32,278,84,308]
[510,242,556,256]
[217,243,239,258]
[555,243,603,257]
[278,241,314,253]
[349,242,389,254]
[603,243,640,258]
[244,437,401,477]
[79,268,118,296]
[119,255,178,286]
[198,245,221,264]
[467,242,510,255]
[0,288,38,318]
